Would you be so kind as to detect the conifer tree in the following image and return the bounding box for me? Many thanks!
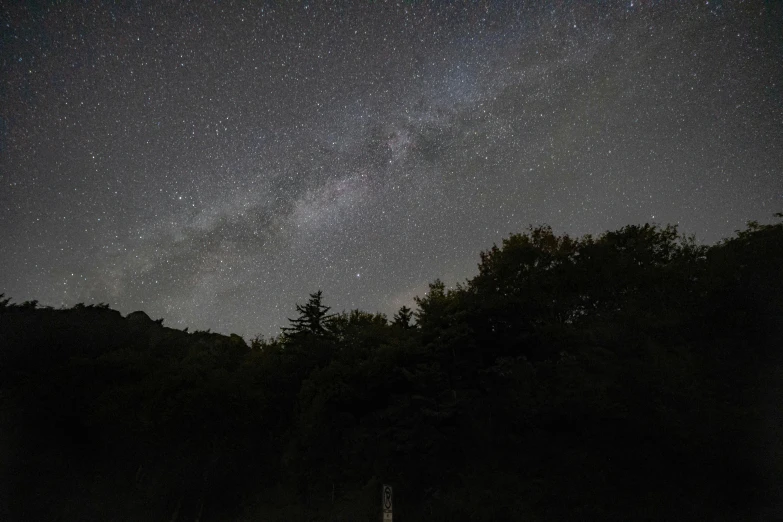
[392,305,414,328]
[282,290,334,338]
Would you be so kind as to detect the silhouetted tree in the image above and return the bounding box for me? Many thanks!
[392,305,414,328]
[282,290,334,339]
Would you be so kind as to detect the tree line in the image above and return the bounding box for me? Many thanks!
[1,215,782,521]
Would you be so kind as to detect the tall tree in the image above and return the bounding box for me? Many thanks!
[392,305,414,329]
[282,290,334,338]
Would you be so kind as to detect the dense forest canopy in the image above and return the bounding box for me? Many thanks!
[2,217,782,521]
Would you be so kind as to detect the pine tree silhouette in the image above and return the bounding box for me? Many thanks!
[282,290,334,338]
[392,305,414,328]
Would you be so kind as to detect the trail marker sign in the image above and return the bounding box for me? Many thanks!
[382,484,393,521]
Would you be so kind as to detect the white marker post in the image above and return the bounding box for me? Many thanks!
[382,484,393,522]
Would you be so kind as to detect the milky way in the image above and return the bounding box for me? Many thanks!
[1,1,781,337]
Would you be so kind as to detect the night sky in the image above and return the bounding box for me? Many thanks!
[1,1,781,338]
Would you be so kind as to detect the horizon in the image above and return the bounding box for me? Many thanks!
[3,216,779,341]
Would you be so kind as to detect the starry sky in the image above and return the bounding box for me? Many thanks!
[1,1,781,338]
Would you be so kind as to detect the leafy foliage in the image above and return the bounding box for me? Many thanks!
[1,216,782,521]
